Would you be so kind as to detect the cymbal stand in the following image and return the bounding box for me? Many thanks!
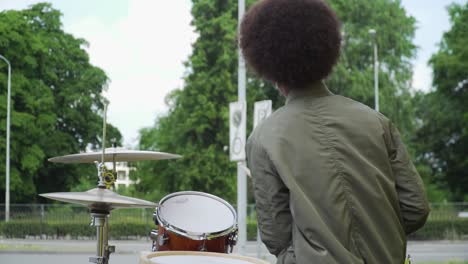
[96,162,107,189]
[89,102,115,264]
[96,102,109,189]
[111,138,117,187]
[89,211,115,264]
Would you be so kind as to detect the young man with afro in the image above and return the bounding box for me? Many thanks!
[240,0,430,263]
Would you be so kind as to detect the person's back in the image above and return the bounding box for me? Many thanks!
[247,83,429,263]
[239,0,429,263]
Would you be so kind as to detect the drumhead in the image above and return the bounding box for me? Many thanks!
[140,251,269,264]
[157,191,236,237]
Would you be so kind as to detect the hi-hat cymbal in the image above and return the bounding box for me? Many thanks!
[40,188,158,210]
[48,148,181,163]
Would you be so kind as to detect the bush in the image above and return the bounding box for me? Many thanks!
[247,220,258,241]
[409,218,468,240]
[0,219,153,239]
[2,217,467,241]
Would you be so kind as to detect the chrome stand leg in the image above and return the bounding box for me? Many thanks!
[89,211,114,264]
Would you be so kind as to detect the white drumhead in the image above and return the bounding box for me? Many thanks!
[140,251,269,264]
[159,192,235,233]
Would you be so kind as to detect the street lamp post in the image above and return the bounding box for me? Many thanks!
[368,29,379,112]
[0,54,11,222]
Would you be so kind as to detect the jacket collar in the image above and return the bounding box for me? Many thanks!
[286,81,334,104]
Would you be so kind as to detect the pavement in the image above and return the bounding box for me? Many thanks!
[0,239,467,263]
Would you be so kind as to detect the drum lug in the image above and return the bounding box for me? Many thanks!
[150,229,159,251]
[228,231,238,253]
[150,229,159,240]
[199,242,207,252]
[158,233,169,246]
[151,240,158,252]
[199,234,208,251]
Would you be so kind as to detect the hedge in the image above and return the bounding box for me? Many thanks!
[0,220,150,239]
[409,218,468,240]
[1,219,467,241]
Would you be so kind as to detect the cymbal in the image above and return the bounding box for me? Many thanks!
[48,148,181,163]
[39,188,158,210]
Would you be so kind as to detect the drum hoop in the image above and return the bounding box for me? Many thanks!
[140,251,269,264]
[155,191,238,240]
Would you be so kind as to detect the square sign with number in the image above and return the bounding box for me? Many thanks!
[254,100,272,128]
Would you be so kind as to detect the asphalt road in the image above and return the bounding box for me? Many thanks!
[0,239,467,263]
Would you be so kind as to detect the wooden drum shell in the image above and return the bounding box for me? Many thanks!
[154,225,231,253]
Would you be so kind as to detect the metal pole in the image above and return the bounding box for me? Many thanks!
[368,29,379,112]
[90,212,110,264]
[237,0,247,255]
[0,54,11,222]
[374,37,379,112]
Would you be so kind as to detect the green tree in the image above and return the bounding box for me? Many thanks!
[415,3,468,201]
[134,1,243,203]
[329,0,451,201]
[136,0,419,203]
[0,3,122,203]
[328,0,417,137]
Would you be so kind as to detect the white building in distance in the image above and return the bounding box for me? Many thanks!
[112,162,136,189]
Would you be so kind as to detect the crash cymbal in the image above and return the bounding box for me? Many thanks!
[48,148,181,163]
[40,188,158,210]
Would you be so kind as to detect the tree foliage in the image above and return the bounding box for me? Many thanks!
[135,0,419,204]
[414,3,468,201]
[328,0,417,137]
[134,1,242,203]
[0,3,122,203]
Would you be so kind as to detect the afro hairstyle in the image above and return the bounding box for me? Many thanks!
[240,0,341,89]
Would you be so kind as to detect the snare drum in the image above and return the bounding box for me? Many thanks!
[140,251,270,264]
[151,191,238,253]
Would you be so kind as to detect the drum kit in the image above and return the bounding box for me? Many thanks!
[39,105,268,264]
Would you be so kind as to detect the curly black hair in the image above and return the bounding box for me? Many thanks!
[240,0,341,89]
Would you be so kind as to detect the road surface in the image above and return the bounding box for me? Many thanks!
[0,239,467,263]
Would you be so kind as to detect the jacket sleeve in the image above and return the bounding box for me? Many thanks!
[246,137,293,257]
[387,122,430,235]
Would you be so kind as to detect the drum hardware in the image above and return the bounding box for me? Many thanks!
[150,230,159,252]
[158,232,170,246]
[48,148,182,164]
[96,161,109,189]
[40,156,159,263]
[40,102,179,264]
[227,231,238,253]
[198,234,208,251]
[102,171,115,189]
[88,211,113,264]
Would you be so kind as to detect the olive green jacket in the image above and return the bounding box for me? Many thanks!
[246,83,430,264]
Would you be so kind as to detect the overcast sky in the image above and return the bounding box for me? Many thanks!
[0,0,465,147]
